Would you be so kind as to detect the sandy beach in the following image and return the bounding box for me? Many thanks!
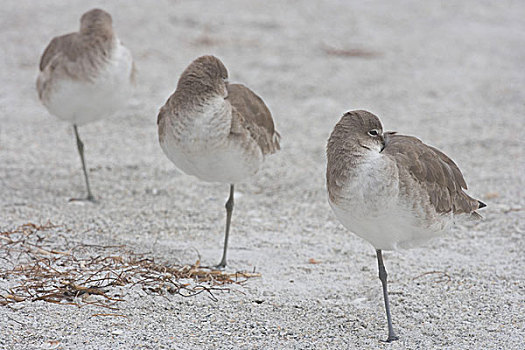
[1,0,524,348]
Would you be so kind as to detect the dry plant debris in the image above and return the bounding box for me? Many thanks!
[323,46,381,58]
[0,222,260,310]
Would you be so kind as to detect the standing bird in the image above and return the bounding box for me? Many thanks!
[157,55,280,268]
[37,8,134,201]
[326,110,485,342]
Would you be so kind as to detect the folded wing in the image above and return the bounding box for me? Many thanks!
[383,133,484,215]
[227,83,280,155]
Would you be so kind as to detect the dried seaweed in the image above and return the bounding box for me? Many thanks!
[0,222,260,309]
[323,46,381,58]
[413,270,452,284]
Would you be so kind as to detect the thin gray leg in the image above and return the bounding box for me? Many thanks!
[216,184,234,268]
[73,125,94,202]
[376,249,399,342]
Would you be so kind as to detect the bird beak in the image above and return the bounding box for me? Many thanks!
[379,135,385,152]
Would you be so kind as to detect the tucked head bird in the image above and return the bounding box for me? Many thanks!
[157,55,280,268]
[37,8,134,201]
[326,110,485,342]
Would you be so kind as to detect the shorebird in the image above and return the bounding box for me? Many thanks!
[157,55,280,268]
[37,8,134,201]
[326,110,485,342]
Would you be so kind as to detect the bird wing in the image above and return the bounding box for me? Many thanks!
[227,83,280,155]
[383,133,483,214]
[39,33,78,72]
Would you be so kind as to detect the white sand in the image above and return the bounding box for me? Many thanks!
[1,0,524,348]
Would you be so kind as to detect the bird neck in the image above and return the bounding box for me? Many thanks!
[326,136,373,202]
[173,81,224,111]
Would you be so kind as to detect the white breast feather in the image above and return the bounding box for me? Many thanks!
[160,98,263,184]
[329,153,450,250]
[41,40,133,126]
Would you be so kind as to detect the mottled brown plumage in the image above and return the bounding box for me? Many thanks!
[228,83,280,155]
[38,9,115,89]
[327,110,484,224]
[157,56,280,155]
[382,133,482,215]
[326,110,385,204]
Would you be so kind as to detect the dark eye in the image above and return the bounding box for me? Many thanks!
[368,129,379,137]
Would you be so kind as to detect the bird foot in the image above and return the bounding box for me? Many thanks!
[382,335,399,343]
[68,195,96,203]
[214,261,227,270]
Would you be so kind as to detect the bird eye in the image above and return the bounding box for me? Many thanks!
[368,129,379,137]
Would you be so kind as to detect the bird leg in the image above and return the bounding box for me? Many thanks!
[216,184,234,268]
[376,249,399,342]
[71,125,95,202]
